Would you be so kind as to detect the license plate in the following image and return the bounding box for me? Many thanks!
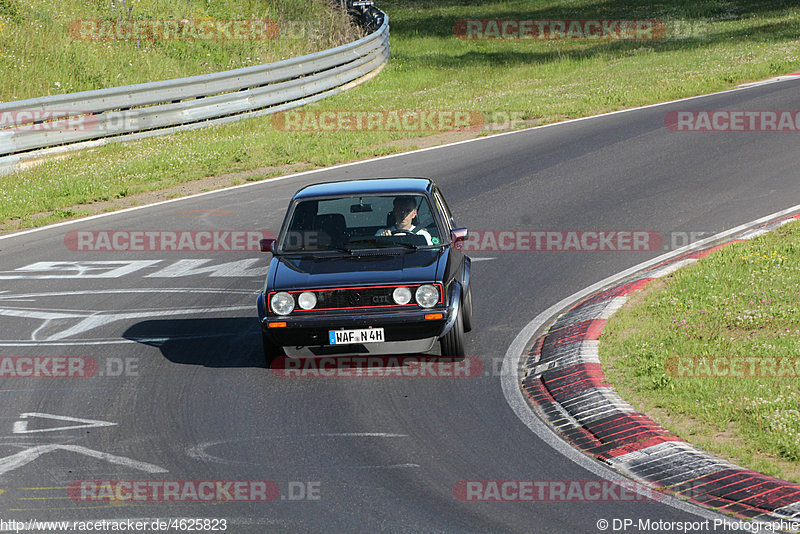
[328,328,384,344]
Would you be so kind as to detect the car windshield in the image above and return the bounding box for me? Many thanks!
[279,194,443,252]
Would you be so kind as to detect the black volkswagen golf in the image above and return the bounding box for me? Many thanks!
[257,177,472,364]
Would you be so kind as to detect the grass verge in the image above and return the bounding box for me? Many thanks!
[599,220,800,482]
[2,0,800,232]
[0,0,359,100]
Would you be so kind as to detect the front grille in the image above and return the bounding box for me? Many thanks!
[315,287,405,310]
[268,284,443,313]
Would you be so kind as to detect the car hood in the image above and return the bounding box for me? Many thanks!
[271,249,441,290]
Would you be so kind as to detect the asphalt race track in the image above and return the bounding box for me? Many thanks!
[1,78,799,533]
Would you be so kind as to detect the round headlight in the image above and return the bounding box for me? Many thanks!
[298,291,317,310]
[415,284,439,308]
[270,292,295,315]
[393,287,412,305]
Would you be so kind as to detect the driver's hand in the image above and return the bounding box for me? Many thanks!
[380,230,392,236]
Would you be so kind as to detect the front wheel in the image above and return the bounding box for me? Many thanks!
[262,331,285,367]
[440,307,466,357]
[462,285,473,333]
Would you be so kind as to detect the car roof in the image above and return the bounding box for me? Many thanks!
[292,177,434,200]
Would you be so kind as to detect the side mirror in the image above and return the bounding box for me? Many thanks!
[259,238,276,253]
[450,228,468,250]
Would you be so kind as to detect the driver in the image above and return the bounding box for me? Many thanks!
[376,196,433,245]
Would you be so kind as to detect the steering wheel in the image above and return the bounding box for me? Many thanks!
[391,230,412,236]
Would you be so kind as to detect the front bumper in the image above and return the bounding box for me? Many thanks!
[260,308,450,347]
[258,281,462,348]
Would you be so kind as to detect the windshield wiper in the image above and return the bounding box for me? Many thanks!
[279,245,353,255]
[344,238,419,250]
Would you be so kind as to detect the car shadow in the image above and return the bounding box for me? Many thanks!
[122,317,468,372]
[122,317,265,368]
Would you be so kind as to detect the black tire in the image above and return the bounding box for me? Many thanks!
[462,284,473,333]
[262,331,285,367]
[440,306,466,357]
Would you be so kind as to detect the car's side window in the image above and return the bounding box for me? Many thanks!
[412,197,440,241]
[432,190,453,234]
[282,201,321,250]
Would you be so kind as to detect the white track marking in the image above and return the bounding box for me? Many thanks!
[0,445,167,476]
[0,305,251,341]
[187,433,409,468]
[13,413,117,434]
[0,288,253,342]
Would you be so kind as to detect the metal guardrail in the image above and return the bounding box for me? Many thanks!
[0,7,387,167]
